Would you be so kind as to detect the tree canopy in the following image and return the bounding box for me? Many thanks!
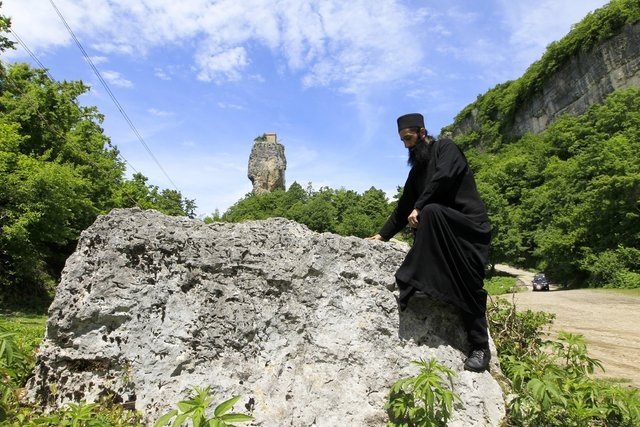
[470,88,640,288]
[208,182,396,239]
[0,21,194,307]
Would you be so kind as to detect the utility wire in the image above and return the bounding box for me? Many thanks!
[48,0,181,193]
[10,27,143,179]
[8,29,54,80]
[1,56,144,210]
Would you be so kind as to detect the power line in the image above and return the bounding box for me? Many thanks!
[47,0,181,193]
[5,29,143,179]
[0,57,144,210]
[8,29,54,80]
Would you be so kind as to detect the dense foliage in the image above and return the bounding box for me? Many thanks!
[0,22,194,307]
[208,182,397,239]
[470,88,640,288]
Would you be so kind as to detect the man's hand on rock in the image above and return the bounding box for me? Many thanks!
[366,234,386,241]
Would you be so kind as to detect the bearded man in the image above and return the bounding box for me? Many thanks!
[367,113,492,372]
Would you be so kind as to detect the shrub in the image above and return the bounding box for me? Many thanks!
[385,358,460,427]
[154,385,253,427]
[489,299,640,426]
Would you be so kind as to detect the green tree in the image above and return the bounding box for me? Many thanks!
[0,2,16,53]
[0,58,195,306]
[475,88,640,288]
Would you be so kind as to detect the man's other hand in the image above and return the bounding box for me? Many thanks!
[408,208,420,228]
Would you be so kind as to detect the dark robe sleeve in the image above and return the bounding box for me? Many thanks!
[378,173,416,240]
[414,139,468,210]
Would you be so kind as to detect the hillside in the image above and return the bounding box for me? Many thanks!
[448,0,640,150]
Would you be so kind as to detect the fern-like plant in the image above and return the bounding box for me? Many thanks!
[385,358,460,427]
[154,385,253,427]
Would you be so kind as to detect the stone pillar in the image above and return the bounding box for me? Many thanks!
[248,133,286,194]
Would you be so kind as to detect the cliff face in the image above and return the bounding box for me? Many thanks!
[510,21,640,136]
[248,135,286,194]
[453,22,640,138]
[26,209,505,426]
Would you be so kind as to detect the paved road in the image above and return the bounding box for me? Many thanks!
[494,265,640,389]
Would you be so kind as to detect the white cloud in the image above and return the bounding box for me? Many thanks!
[148,108,174,117]
[154,68,171,80]
[217,102,244,111]
[88,55,108,65]
[101,70,133,88]
[90,42,135,56]
[4,0,427,93]
[195,46,250,82]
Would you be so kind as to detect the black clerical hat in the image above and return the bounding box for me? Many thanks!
[397,113,424,131]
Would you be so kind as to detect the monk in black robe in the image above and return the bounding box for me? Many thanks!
[367,113,492,372]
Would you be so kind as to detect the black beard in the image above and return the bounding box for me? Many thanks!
[408,138,432,167]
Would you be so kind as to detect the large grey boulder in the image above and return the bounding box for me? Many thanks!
[26,209,505,426]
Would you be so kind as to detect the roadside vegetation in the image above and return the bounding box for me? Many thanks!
[489,299,640,426]
[484,276,521,295]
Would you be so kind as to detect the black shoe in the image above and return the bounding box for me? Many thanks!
[464,348,490,372]
[395,295,409,312]
[413,290,428,298]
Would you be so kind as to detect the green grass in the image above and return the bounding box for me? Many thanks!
[0,312,47,350]
[484,276,521,295]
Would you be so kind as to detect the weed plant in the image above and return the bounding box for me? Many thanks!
[154,385,253,427]
[385,358,460,427]
[488,298,640,426]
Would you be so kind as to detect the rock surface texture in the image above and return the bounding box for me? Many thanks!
[27,209,505,426]
[248,138,286,194]
[454,22,640,138]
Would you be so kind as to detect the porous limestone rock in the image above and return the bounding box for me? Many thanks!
[248,134,286,194]
[26,208,505,426]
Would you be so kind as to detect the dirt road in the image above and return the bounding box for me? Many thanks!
[494,265,640,389]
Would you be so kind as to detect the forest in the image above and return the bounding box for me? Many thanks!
[1,0,639,313]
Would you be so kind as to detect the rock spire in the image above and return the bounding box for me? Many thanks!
[248,132,286,194]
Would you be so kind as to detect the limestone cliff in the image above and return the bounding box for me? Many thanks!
[26,208,505,426]
[511,21,640,136]
[453,21,640,138]
[248,133,286,194]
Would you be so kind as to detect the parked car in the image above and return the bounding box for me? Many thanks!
[532,273,549,291]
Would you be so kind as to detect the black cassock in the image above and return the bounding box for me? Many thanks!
[379,138,491,315]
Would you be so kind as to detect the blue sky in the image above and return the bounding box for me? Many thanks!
[3,0,610,217]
